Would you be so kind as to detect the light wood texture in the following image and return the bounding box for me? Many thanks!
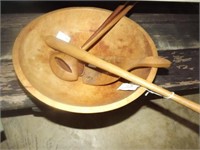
[45,36,200,113]
[49,52,81,81]
[81,4,135,51]
[81,2,129,49]
[12,7,158,113]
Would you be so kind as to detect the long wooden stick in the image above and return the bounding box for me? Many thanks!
[81,2,129,49]
[45,36,200,113]
[82,3,136,51]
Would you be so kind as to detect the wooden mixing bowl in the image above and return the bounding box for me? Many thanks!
[12,7,158,113]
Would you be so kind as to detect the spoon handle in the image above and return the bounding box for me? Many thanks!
[127,56,171,70]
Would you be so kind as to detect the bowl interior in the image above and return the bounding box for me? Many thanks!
[13,7,157,113]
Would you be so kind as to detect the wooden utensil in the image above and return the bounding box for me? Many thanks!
[82,56,171,85]
[45,36,200,113]
[50,2,133,81]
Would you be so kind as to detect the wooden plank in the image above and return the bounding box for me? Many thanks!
[0,60,36,111]
[156,48,199,91]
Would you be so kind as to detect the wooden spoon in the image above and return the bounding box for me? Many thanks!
[45,36,200,113]
[82,56,171,85]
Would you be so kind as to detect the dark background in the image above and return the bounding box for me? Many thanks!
[1,1,199,14]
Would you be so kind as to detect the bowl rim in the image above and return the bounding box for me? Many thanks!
[12,7,158,113]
